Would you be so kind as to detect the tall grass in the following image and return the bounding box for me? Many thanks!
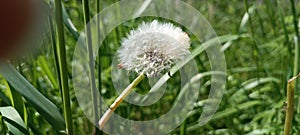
[54,0,73,134]
[81,0,101,134]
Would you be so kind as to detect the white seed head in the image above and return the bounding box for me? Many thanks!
[117,20,191,77]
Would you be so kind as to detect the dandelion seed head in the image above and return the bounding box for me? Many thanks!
[117,20,191,77]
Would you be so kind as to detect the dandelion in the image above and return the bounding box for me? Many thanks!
[99,20,191,129]
[117,20,191,77]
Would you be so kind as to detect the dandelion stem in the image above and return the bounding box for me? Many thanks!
[284,73,300,135]
[98,73,145,129]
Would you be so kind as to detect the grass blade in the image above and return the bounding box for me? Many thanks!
[0,106,29,135]
[4,80,27,125]
[82,0,100,133]
[0,63,65,131]
[54,0,73,134]
[186,100,261,132]
[37,56,59,89]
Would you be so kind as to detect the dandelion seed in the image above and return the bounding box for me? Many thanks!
[117,20,191,77]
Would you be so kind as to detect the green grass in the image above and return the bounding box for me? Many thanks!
[0,0,300,134]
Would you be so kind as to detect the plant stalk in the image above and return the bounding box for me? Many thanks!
[290,0,300,117]
[98,74,145,129]
[54,0,73,134]
[244,0,260,84]
[96,0,104,134]
[82,0,101,134]
[293,37,298,114]
[294,37,299,76]
[82,0,98,125]
[290,0,299,39]
[284,73,300,135]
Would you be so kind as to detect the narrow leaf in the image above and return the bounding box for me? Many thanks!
[0,106,28,135]
[0,63,65,131]
[37,56,59,89]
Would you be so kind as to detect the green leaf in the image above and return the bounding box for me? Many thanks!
[211,100,262,121]
[0,106,28,135]
[186,101,261,132]
[0,63,65,132]
[228,77,280,103]
[245,129,271,135]
[37,56,59,89]
[61,2,80,39]
[49,0,80,39]
[239,6,256,33]
[3,80,28,125]
[0,89,10,105]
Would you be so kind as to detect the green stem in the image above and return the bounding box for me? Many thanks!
[98,74,145,129]
[294,36,300,114]
[96,0,104,135]
[290,0,299,76]
[290,0,299,39]
[277,0,289,45]
[277,0,292,99]
[49,16,63,91]
[265,0,277,37]
[294,37,299,76]
[82,0,99,131]
[96,0,103,134]
[54,0,73,134]
[290,0,300,116]
[244,0,260,89]
[284,73,300,135]
[180,120,186,135]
